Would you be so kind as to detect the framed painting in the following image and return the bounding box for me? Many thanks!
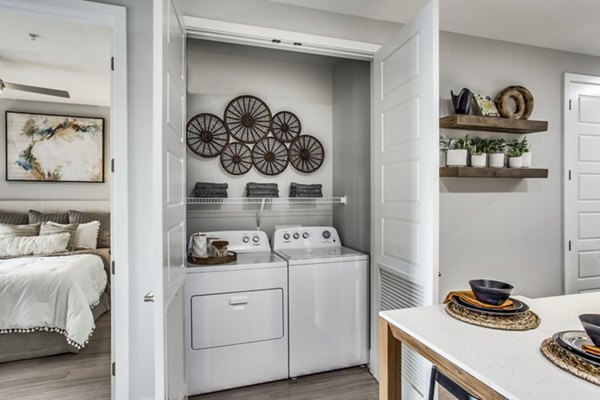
[5,111,104,182]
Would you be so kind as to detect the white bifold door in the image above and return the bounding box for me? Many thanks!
[564,73,600,294]
[370,1,439,399]
[153,0,187,398]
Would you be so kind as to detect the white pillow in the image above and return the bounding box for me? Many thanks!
[0,233,70,258]
[74,221,100,250]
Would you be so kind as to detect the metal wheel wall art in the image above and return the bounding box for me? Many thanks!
[288,135,324,173]
[186,113,230,158]
[220,142,252,175]
[272,111,301,143]
[251,137,289,176]
[224,95,272,143]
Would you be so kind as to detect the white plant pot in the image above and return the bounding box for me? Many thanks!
[522,152,532,168]
[470,154,487,168]
[446,149,468,167]
[488,153,505,168]
[509,156,523,168]
[440,150,447,167]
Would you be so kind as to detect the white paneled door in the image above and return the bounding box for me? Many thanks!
[154,0,187,398]
[371,0,439,398]
[564,73,600,294]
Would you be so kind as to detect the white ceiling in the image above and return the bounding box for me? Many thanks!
[270,0,600,57]
[0,10,111,106]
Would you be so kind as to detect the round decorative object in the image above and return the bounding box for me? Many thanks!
[186,113,230,158]
[223,95,272,143]
[272,111,301,143]
[251,137,289,176]
[220,142,252,176]
[288,135,324,173]
[494,86,534,120]
[445,302,540,331]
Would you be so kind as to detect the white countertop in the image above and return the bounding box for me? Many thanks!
[380,292,600,400]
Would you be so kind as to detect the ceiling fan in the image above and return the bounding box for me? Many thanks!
[0,78,70,99]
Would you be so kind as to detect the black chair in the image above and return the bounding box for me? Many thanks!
[427,366,479,400]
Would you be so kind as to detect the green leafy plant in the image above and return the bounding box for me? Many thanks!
[468,137,490,155]
[521,137,530,153]
[439,135,453,150]
[487,138,506,154]
[451,135,469,150]
[507,139,524,157]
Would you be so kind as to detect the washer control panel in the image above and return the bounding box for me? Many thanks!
[272,226,340,250]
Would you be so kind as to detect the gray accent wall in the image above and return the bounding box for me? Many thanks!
[0,99,110,200]
[439,32,600,299]
[332,59,371,253]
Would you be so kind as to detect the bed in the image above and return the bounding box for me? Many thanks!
[0,201,111,363]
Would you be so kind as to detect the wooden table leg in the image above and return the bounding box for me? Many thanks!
[379,317,402,400]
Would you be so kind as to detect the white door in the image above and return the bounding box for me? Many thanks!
[564,73,600,294]
[153,0,187,398]
[370,0,439,398]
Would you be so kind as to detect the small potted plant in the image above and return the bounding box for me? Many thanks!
[521,138,532,168]
[446,135,469,167]
[507,139,524,168]
[488,138,506,168]
[439,136,452,167]
[469,137,488,168]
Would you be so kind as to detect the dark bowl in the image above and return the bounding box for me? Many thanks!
[469,279,514,306]
[579,314,600,347]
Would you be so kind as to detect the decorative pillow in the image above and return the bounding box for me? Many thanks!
[29,210,69,224]
[0,211,28,225]
[69,210,110,248]
[0,233,70,258]
[74,221,100,250]
[40,222,79,251]
[0,222,41,239]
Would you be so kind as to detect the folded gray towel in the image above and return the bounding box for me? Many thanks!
[246,182,278,190]
[192,192,228,198]
[290,192,322,198]
[290,188,322,193]
[195,182,228,190]
[247,193,279,198]
[247,190,280,196]
[290,183,322,190]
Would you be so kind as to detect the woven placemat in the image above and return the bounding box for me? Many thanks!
[540,338,600,386]
[445,301,541,331]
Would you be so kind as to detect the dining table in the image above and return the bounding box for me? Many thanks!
[379,292,600,400]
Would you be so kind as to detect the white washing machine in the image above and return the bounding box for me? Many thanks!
[272,226,369,378]
[186,230,288,396]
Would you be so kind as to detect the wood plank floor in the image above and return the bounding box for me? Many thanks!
[0,312,111,400]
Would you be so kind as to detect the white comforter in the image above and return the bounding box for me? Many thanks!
[0,254,107,348]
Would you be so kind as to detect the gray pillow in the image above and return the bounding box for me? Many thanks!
[29,210,69,224]
[0,222,41,239]
[0,211,28,225]
[68,210,111,248]
[39,222,79,251]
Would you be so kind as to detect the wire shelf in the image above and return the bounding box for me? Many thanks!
[186,196,347,205]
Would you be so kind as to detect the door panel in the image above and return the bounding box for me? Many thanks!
[564,73,600,294]
[370,1,439,398]
[155,0,187,398]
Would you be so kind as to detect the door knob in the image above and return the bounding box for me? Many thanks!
[144,292,155,303]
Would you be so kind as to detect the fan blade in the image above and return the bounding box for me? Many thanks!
[4,82,70,98]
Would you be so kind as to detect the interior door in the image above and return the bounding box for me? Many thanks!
[564,73,600,294]
[154,0,187,398]
[370,0,439,398]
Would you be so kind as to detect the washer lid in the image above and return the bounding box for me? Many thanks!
[186,251,287,273]
[276,246,368,264]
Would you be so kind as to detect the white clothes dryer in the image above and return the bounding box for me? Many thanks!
[273,226,369,378]
[186,230,288,395]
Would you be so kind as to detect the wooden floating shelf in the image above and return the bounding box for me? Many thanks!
[440,115,548,134]
[440,167,548,179]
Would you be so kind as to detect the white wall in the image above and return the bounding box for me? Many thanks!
[439,32,600,299]
[186,39,339,237]
[0,99,110,200]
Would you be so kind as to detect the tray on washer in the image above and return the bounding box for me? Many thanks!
[188,251,237,266]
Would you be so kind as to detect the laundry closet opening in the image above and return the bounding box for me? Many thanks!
[185,38,370,252]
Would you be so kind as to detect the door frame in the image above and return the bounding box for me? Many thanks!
[563,72,600,294]
[0,0,129,398]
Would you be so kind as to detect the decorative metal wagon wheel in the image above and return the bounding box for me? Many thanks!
[186,113,230,158]
[220,142,253,176]
[223,95,272,143]
[288,135,324,173]
[251,137,289,176]
[272,111,301,143]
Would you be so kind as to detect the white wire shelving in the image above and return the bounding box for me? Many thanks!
[186,196,347,205]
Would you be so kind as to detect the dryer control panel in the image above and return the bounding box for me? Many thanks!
[201,230,270,252]
[273,226,340,250]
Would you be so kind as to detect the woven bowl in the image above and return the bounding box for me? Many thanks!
[579,314,600,347]
[469,279,514,306]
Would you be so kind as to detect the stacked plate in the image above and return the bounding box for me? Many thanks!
[450,296,530,316]
[553,331,600,367]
